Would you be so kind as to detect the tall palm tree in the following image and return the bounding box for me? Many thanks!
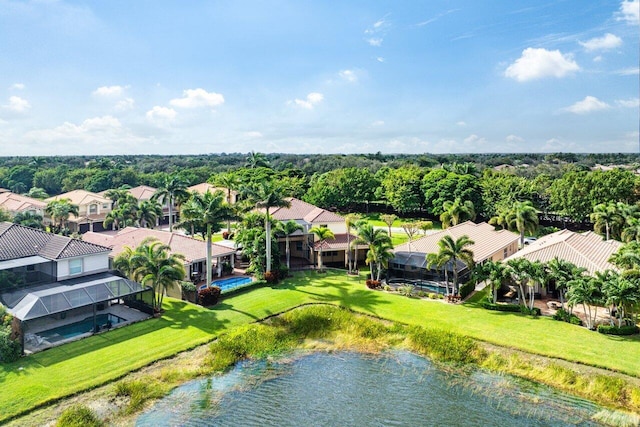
[152,174,190,232]
[45,198,79,233]
[476,260,509,303]
[590,202,623,241]
[352,223,392,281]
[426,251,450,295]
[506,201,538,248]
[440,198,475,228]
[344,213,361,273]
[242,181,291,274]
[245,151,270,169]
[131,238,186,310]
[434,234,475,295]
[566,276,603,330]
[609,242,640,271]
[212,172,241,232]
[366,241,395,281]
[137,199,163,229]
[546,258,586,307]
[310,226,336,272]
[276,220,303,270]
[602,273,639,328]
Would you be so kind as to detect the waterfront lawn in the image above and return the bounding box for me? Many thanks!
[2,269,640,422]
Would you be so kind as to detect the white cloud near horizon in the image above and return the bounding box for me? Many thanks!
[25,116,121,141]
[563,96,611,114]
[616,98,640,108]
[4,96,30,112]
[505,48,580,81]
[579,33,622,51]
[616,67,640,75]
[146,106,177,122]
[93,85,126,97]
[618,0,639,25]
[293,92,324,109]
[506,134,524,143]
[463,134,487,145]
[169,88,224,109]
[339,69,358,82]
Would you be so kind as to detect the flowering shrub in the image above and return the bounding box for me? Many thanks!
[264,271,278,284]
[365,280,381,289]
[198,286,222,306]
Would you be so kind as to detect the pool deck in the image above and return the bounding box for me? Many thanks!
[23,304,151,354]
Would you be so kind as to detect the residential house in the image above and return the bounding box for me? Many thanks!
[45,190,112,233]
[0,191,48,222]
[390,221,520,281]
[189,182,239,204]
[0,222,153,354]
[504,229,623,297]
[264,198,367,269]
[99,185,171,227]
[83,227,238,291]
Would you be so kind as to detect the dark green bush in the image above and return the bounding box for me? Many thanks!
[459,281,475,299]
[553,308,583,326]
[519,306,541,316]
[56,405,104,427]
[198,286,221,306]
[481,299,522,313]
[597,324,639,336]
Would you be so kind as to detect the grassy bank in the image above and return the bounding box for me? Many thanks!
[51,306,640,426]
[2,270,640,423]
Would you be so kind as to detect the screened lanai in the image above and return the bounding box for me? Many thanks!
[0,272,154,354]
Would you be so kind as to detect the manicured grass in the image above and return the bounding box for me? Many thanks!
[2,270,640,422]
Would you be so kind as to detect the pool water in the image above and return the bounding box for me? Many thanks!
[38,313,127,343]
[388,278,449,294]
[209,276,253,292]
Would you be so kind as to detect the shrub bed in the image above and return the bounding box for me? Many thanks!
[481,299,522,312]
[198,286,222,306]
[56,405,104,427]
[597,325,639,336]
[459,281,475,299]
[365,280,381,289]
[553,308,582,326]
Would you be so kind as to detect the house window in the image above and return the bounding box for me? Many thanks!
[503,248,508,259]
[69,259,83,275]
[89,204,98,215]
[102,204,109,209]
[296,242,303,251]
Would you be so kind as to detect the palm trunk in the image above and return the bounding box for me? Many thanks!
[265,209,272,273]
[168,196,174,232]
[206,223,212,287]
[286,236,291,269]
[318,249,323,271]
[346,233,351,273]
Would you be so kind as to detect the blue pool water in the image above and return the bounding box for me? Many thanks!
[388,278,449,294]
[38,313,127,342]
[210,276,253,292]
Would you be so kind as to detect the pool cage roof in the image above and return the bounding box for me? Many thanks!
[392,251,470,272]
[2,273,151,321]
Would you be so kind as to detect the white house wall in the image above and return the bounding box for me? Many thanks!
[56,253,110,280]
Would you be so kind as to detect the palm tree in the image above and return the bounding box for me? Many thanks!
[137,200,163,229]
[25,187,48,199]
[366,241,395,281]
[546,258,586,307]
[242,181,291,274]
[621,218,640,243]
[245,151,270,169]
[602,273,639,328]
[12,211,44,229]
[0,208,10,223]
[476,260,509,303]
[276,220,303,270]
[440,198,475,228]
[152,174,190,232]
[506,258,532,307]
[310,226,336,272]
[488,207,509,230]
[45,198,79,233]
[131,238,186,310]
[434,235,475,295]
[212,172,241,232]
[352,223,392,281]
[590,202,623,241]
[113,246,137,278]
[609,242,640,271]
[426,251,450,295]
[566,276,603,330]
[344,213,361,273]
[506,201,538,248]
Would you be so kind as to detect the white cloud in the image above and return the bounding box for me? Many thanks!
[93,85,126,97]
[456,121,467,127]
[339,69,358,82]
[292,92,324,110]
[367,38,383,47]
[618,0,639,25]
[146,106,177,122]
[9,83,25,90]
[593,55,603,62]
[563,96,611,114]
[506,134,524,143]
[616,67,640,75]
[115,97,135,111]
[371,120,385,126]
[26,116,122,141]
[616,98,640,108]
[244,131,263,138]
[463,134,487,145]
[169,88,224,109]
[579,33,622,51]
[4,96,30,112]
[376,57,385,63]
[505,48,580,81]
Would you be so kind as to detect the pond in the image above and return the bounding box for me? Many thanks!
[136,350,605,426]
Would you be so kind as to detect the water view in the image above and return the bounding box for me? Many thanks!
[137,350,603,426]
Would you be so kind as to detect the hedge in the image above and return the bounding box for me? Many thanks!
[597,324,639,336]
[459,281,475,299]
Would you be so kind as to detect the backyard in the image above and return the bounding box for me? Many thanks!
[1,269,640,423]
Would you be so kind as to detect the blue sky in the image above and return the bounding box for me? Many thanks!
[0,0,638,156]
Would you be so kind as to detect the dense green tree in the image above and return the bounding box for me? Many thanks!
[33,167,66,196]
[422,169,483,217]
[304,167,378,211]
[378,165,425,213]
[12,211,44,229]
[480,170,535,218]
[25,187,48,199]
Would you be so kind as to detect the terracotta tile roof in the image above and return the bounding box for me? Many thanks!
[504,229,622,275]
[269,198,344,224]
[188,183,236,197]
[0,192,47,213]
[0,222,110,261]
[46,189,111,206]
[393,221,520,263]
[83,227,237,264]
[313,233,367,251]
[127,185,158,201]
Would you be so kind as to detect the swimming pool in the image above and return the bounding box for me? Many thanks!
[38,313,127,343]
[387,279,449,294]
[210,276,253,292]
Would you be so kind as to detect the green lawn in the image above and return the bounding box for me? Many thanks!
[2,270,640,422]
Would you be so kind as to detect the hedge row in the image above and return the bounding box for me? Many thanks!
[597,324,639,336]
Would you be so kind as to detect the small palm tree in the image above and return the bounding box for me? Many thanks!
[440,198,475,228]
[476,260,509,303]
[212,172,241,232]
[152,174,190,232]
[546,258,586,307]
[426,251,450,295]
[590,202,623,241]
[137,200,163,229]
[352,223,392,281]
[276,220,303,269]
[310,226,335,272]
[435,235,475,295]
[45,198,79,233]
[506,201,538,248]
[344,213,361,273]
[566,276,603,330]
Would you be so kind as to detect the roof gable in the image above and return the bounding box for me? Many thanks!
[46,189,110,206]
[269,198,344,223]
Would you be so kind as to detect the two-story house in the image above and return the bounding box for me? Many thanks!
[0,191,48,222]
[46,190,112,233]
[0,222,153,354]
